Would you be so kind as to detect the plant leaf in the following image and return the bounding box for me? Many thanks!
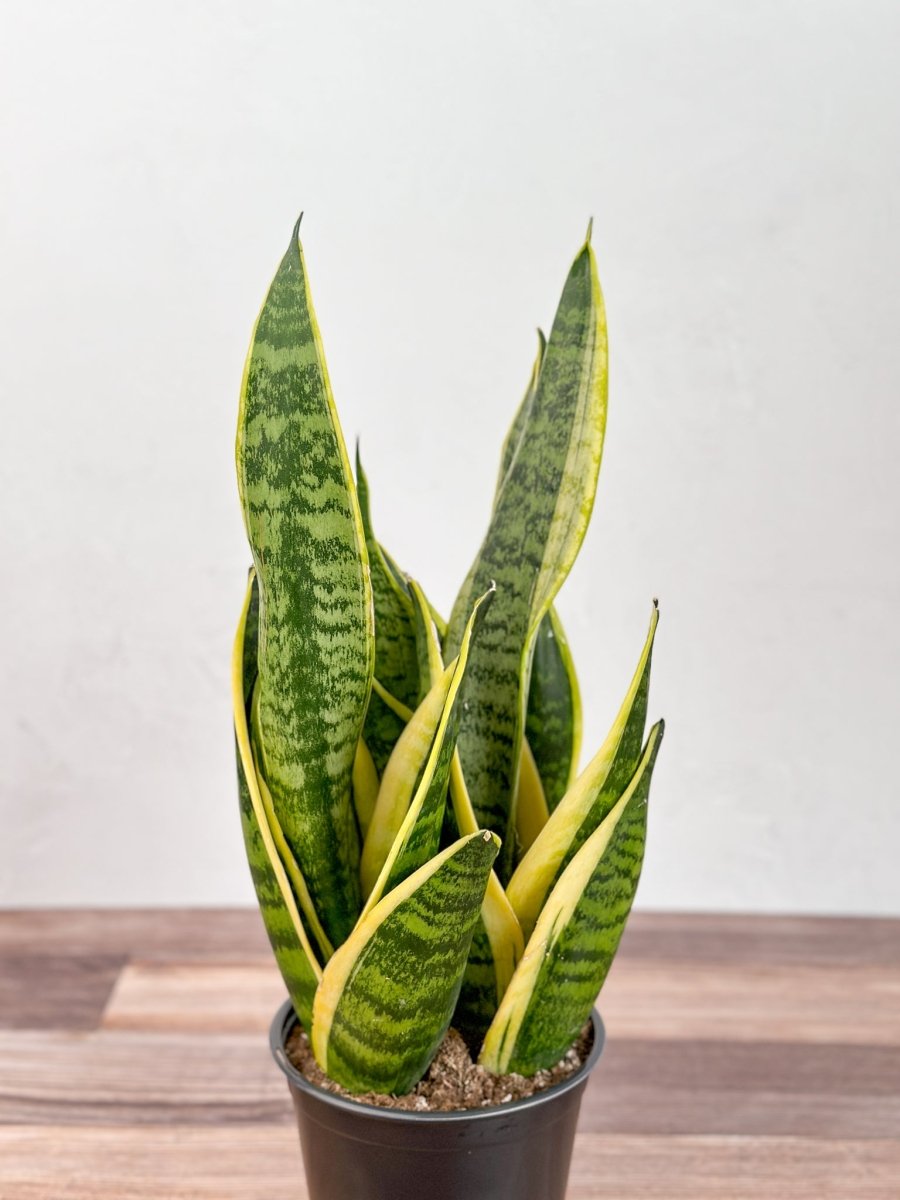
[445,230,608,878]
[362,590,493,913]
[312,831,499,1094]
[405,579,525,1042]
[248,709,334,961]
[352,739,380,840]
[514,738,550,855]
[507,603,658,939]
[525,606,583,810]
[494,331,583,814]
[236,218,374,947]
[480,721,664,1075]
[359,662,455,898]
[408,578,445,702]
[448,755,525,1044]
[233,574,321,1028]
[356,449,420,775]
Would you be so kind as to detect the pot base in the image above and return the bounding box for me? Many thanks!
[270,1000,605,1200]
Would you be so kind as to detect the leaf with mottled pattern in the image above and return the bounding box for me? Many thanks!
[445,229,608,879]
[507,604,658,939]
[236,218,373,947]
[363,589,493,913]
[480,721,663,1075]
[233,574,321,1028]
[493,331,583,815]
[525,607,582,811]
[356,450,420,775]
[312,831,499,1094]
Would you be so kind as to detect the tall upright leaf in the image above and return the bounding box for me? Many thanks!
[312,831,499,1094]
[233,575,321,1028]
[525,607,582,810]
[362,590,492,913]
[236,219,374,946]
[507,603,658,939]
[514,739,550,855]
[359,662,455,898]
[480,721,664,1075]
[356,450,420,775]
[445,229,608,877]
[495,333,583,813]
[448,756,525,1044]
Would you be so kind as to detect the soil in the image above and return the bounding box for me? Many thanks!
[286,1023,593,1112]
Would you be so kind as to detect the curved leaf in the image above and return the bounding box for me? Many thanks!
[312,831,499,1094]
[233,575,321,1028]
[525,606,583,810]
[357,450,420,774]
[494,328,547,491]
[507,603,658,939]
[351,739,380,840]
[359,662,455,897]
[448,754,525,1043]
[236,218,373,946]
[480,721,664,1075]
[445,229,608,878]
[494,332,583,814]
[514,738,550,855]
[361,589,493,905]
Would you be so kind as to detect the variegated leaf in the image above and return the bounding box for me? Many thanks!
[362,589,493,910]
[312,831,499,1094]
[445,228,608,879]
[525,606,582,811]
[233,574,321,1028]
[480,721,664,1075]
[356,450,420,775]
[494,331,583,815]
[351,739,380,840]
[236,218,373,947]
[448,755,525,1045]
[507,603,658,939]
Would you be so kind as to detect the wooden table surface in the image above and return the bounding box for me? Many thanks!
[0,909,897,1198]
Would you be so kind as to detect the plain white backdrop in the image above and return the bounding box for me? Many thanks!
[1,1,898,912]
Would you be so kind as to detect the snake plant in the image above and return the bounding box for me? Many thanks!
[232,217,665,1094]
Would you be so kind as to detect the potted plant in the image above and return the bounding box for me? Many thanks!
[232,217,664,1200]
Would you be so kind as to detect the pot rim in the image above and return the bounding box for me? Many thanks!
[269,998,605,1124]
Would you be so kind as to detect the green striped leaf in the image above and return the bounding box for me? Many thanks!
[408,578,445,701]
[361,589,492,903]
[507,603,658,939]
[480,721,664,1075]
[370,590,491,906]
[359,664,453,897]
[494,331,583,815]
[233,575,321,1028]
[249,706,334,963]
[448,755,524,1044]
[312,831,500,1094]
[356,450,420,775]
[525,607,582,811]
[445,228,608,879]
[236,218,373,947]
[403,578,525,1040]
[499,327,546,475]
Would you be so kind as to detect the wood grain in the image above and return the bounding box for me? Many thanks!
[1,908,897,1198]
[1,1128,897,1199]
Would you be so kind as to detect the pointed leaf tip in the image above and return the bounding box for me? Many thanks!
[585,216,594,245]
[292,212,304,241]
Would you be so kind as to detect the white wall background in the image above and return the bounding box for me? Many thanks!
[2,0,898,912]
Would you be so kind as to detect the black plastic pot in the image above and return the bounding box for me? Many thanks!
[270,999,605,1200]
